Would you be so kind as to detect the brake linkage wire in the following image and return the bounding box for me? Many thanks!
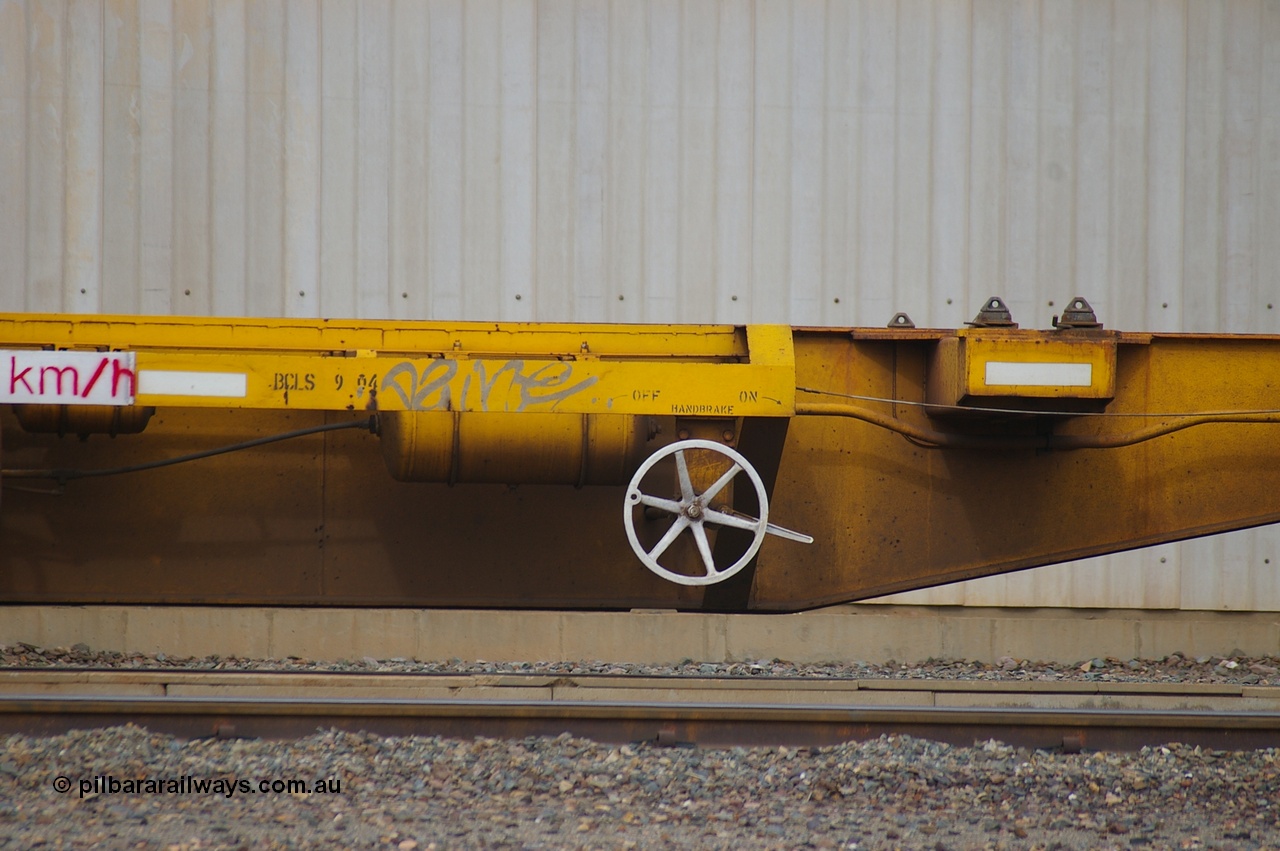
[794,386,1280,450]
[1,417,377,489]
[795,386,1280,419]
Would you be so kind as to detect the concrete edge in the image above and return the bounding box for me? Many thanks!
[0,605,1277,666]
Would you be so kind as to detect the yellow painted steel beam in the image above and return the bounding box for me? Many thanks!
[747,330,1280,610]
[0,315,795,417]
[3,313,1280,613]
[0,313,752,358]
[123,350,794,416]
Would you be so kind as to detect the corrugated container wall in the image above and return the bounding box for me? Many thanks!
[2,1,1278,610]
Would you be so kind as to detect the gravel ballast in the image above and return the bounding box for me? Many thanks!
[3,643,1279,686]
[2,645,1279,849]
[2,727,1277,850]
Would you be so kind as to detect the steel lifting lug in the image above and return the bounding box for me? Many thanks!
[1052,296,1103,329]
[887,312,916,329]
[966,296,1018,328]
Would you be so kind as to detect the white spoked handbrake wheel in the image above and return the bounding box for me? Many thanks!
[623,439,812,586]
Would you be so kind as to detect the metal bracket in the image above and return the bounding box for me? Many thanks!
[887,312,916,329]
[966,296,1018,329]
[1053,296,1103,329]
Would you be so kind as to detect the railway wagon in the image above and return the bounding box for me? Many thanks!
[2,298,1279,613]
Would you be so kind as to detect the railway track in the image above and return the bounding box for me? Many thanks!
[3,669,1280,752]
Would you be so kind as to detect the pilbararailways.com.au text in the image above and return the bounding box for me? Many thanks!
[53,774,343,798]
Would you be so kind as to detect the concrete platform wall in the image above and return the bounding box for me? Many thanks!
[2,606,1277,666]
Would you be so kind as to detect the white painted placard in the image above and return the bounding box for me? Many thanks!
[984,361,1093,388]
[137,370,248,399]
[0,350,136,405]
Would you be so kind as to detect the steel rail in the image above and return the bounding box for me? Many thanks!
[1,667,1271,694]
[3,672,1280,751]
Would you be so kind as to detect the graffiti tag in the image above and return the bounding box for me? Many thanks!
[380,359,598,412]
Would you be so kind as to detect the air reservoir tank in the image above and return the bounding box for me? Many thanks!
[378,411,656,486]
